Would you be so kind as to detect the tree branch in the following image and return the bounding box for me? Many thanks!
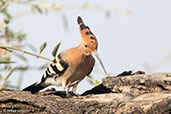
[0,45,53,62]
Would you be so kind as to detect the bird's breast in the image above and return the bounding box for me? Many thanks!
[68,55,95,83]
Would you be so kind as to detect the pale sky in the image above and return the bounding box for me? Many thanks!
[2,0,171,93]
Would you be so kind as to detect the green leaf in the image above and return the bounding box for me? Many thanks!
[52,42,61,57]
[1,9,12,20]
[94,80,100,85]
[39,42,47,54]
[86,75,100,86]
[0,61,16,64]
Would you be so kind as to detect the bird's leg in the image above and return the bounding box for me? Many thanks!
[64,81,71,97]
[71,80,80,96]
[66,86,70,97]
[65,80,79,96]
[72,84,79,96]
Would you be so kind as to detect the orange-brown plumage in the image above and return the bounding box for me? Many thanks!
[23,16,106,96]
[57,46,95,93]
[77,16,98,55]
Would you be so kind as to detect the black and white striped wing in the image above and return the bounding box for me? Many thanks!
[41,54,68,82]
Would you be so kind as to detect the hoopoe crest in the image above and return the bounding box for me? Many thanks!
[23,16,107,96]
[78,16,107,74]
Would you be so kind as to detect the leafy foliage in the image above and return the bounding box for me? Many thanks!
[52,42,61,57]
[0,1,31,89]
[39,42,47,54]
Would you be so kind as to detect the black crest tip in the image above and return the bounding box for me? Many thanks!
[77,16,83,24]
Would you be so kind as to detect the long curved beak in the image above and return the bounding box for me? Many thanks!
[93,51,107,74]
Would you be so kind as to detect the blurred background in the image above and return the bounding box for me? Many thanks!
[0,0,171,93]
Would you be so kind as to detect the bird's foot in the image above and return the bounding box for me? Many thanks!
[72,91,80,96]
[65,91,80,98]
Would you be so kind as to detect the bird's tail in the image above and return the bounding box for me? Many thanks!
[22,82,48,94]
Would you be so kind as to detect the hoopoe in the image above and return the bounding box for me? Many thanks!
[23,16,107,96]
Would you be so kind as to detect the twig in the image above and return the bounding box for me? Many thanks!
[0,0,12,11]
[0,45,53,62]
[0,67,17,89]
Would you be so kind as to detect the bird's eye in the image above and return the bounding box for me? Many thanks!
[84,44,88,48]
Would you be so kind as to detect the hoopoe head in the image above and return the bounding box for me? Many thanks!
[77,16,107,74]
[77,16,98,56]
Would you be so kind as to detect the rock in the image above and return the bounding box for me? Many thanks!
[0,73,170,114]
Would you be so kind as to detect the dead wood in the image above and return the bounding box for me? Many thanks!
[0,72,170,114]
